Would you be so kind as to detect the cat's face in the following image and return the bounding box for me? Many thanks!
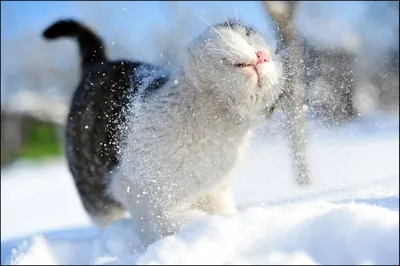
[184,20,284,115]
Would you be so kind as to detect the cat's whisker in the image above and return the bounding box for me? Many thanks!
[192,12,235,50]
[272,87,285,112]
[192,12,223,38]
[275,83,297,103]
[225,15,232,31]
[278,89,296,107]
[269,81,286,113]
[278,88,296,112]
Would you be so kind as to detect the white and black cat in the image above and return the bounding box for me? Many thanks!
[43,19,286,243]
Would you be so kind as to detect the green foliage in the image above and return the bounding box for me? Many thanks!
[17,122,63,160]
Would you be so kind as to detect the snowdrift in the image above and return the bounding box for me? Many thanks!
[1,116,399,265]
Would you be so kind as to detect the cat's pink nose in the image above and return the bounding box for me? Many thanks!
[256,51,270,64]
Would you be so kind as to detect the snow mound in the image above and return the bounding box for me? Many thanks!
[1,115,398,265]
[4,201,398,265]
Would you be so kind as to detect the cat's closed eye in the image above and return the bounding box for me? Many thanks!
[245,27,256,37]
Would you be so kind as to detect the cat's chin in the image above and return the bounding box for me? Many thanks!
[240,68,260,87]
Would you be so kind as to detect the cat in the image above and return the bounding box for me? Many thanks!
[43,18,286,244]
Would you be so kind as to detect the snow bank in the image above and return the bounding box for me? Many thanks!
[1,115,399,265]
[4,201,398,265]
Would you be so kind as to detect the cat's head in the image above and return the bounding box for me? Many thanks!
[183,20,285,117]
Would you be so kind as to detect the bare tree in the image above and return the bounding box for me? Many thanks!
[263,1,312,186]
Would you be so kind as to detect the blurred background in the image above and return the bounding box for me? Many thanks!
[0,1,398,166]
[1,3,399,258]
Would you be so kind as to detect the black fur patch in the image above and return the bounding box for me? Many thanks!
[43,20,170,218]
[215,19,257,37]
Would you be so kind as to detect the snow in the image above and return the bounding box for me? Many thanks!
[1,115,399,265]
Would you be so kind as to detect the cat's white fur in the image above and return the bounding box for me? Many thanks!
[108,22,284,243]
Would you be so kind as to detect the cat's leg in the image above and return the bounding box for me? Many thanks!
[110,174,179,242]
[126,193,180,246]
[76,179,126,228]
[194,185,237,215]
[89,205,126,228]
[193,132,250,215]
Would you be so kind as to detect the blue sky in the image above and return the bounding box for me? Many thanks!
[0,1,275,101]
[0,1,278,71]
[1,1,398,102]
[2,1,385,51]
[2,1,389,60]
[1,1,273,41]
[2,1,378,68]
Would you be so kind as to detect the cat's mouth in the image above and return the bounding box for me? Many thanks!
[231,51,270,88]
[234,63,262,88]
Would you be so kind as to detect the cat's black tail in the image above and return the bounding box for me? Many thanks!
[42,19,107,67]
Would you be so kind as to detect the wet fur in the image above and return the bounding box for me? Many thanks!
[43,19,285,243]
